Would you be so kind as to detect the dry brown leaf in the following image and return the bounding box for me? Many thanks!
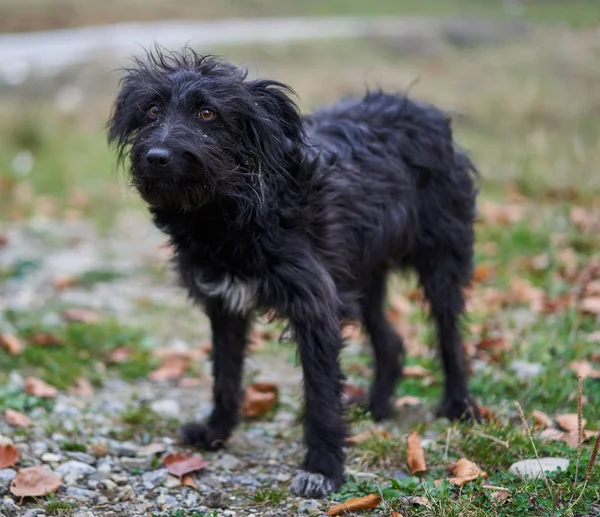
[406,496,432,508]
[557,248,579,278]
[24,377,59,398]
[539,428,564,441]
[403,365,431,378]
[436,458,487,487]
[63,308,102,323]
[474,336,511,353]
[490,490,511,504]
[0,334,23,355]
[10,466,62,497]
[556,413,586,432]
[241,382,278,417]
[479,201,525,225]
[478,405,499,424]
[344,383,366,400]
[162,452,208,478]
[5,409,32,428]
[569,360,600,379]
[347,362,373,377]
[106,346,132,364]
[326,494,381,516]
[395,396,421,407]
[473,263,495,282]
[391,513,405,517]
[581,297,600,315]
[149,354,191,382]
[509,278,544,312]
[346,428,391,445]
[30,332,62,346]
[182,474,197,488]
[0,444,19,469]
[141,443,167,456]
[68,377,94,397]
[406,431,427,473]
[532,410,553,431]
[52,275,75,290]
[561,431,581,448]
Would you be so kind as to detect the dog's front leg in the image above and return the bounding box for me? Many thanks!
[180,297,250,449]
[275,261,346,498]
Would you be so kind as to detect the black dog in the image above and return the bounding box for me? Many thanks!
[108,48,479,498]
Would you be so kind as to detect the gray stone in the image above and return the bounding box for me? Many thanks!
[66,486,100,503]
[56,460,97,480]
[41,452,62,463]
[31,442,49,457]
[67,452,96,465]
[150,399,181,419]
[121,456,153,470]
[142,469,168,490]
[107,440,140,457]
[0,497,19,517]
[298,499,321,515]
[110,473,129,485]
[101,479,117,490]
[156,493,178,508]
[22,510,38,517]
[203,491,228,509]
[510,360,544,381]
[218,453,241,471]
[0,470,16,487]
[509,458,570,479]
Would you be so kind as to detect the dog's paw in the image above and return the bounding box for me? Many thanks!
[290,470,341,498]
[438,394,481,423]
[179,422,226,450]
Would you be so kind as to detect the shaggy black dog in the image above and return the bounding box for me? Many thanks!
[108,48,479,498]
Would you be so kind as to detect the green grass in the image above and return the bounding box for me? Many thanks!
[0,309,157,389]
[113,402,180,441]
[251,487,288,506]
[45,496,78,516]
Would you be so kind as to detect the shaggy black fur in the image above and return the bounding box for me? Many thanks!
[108,48,480,498]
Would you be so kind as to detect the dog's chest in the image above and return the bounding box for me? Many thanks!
[195,272,256,314]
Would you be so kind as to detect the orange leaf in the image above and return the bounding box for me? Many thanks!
[241,382,278,417]
[532,410,553,431]
[473,263,495,282]
[53,275,75,290]
[346,428,390,445]
[30,332,62,346]
[0,444,19,469]
[569,360,600,379]
[0,334,23,355]
[149,354,191,382]
[162,452,208,478]
[344,383,366,400]
[182,474,197,488]
[68,377,95,397]
[406,431,427,473]
[106,346,132,364]
[24,377,59,398]
[403,365,431,378]
[326,494,381,516]
[556,414,585,432]
[63,308,102,323]
[391,513,405,517]
[395,396,421,407]
[435,458,487,487]
[10,466,62,497]
[478,405,499,424]
[5,409,32,428]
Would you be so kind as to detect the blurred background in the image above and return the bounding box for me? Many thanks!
[0,3,600,514]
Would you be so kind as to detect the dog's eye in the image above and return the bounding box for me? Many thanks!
[148,105,160,118]
[199,108,216,120]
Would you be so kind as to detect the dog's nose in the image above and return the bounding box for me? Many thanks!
[146,148,172,167]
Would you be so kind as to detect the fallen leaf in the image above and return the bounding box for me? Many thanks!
[436,458,487,487]
[182,474,197,488]
[52,275,75,290]
[0,234,7,247]
[347,363,372,377]
[395,396,421,407]
[342,322,363,341]
[406,496,432,508]
[473,263,495,282]
[391,513,405,517]
[326,494,381,516]
[0,444,19,468]
[149,354,191,382]
[539,428,565,442]
[587,331,600,343]
[561,431,581,448]
[24,377,59,398]
[346,428,391,445]
[580,297,600,315]
[389,295,412,317]
[89,440,109,457]
[106,346,132,364]
[5,409,32,428]
[479,201,525,225]
[68,377,94,397]
[509,278,544,312]
[478,405,499,424]
[569,360,600,379]
[474,336,511,353]
[490,490,511,504]
[31,332,62,346]
[403,365,431,378]
[344,383,366,400]
[0,334,23,355]
[162,452,208,478]
[556,414,586,432]
[10,466,62,497]
[141,443,167,456]
[406,431,427,473]
[63,308,102,323]
[532,410,553,431]
[241,382,278,417]
[557,248,579,278]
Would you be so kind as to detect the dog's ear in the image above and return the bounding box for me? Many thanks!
[107,79,139,159]
[242,80,304,172]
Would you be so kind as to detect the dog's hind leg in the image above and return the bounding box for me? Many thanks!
[179,298,250,449]
[361,268,405,421]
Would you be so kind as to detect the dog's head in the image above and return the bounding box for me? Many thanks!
[108,48,304,212]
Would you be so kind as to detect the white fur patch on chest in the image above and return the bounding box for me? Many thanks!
[195,273,256,314]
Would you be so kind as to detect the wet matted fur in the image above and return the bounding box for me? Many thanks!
[108,48,480,498]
